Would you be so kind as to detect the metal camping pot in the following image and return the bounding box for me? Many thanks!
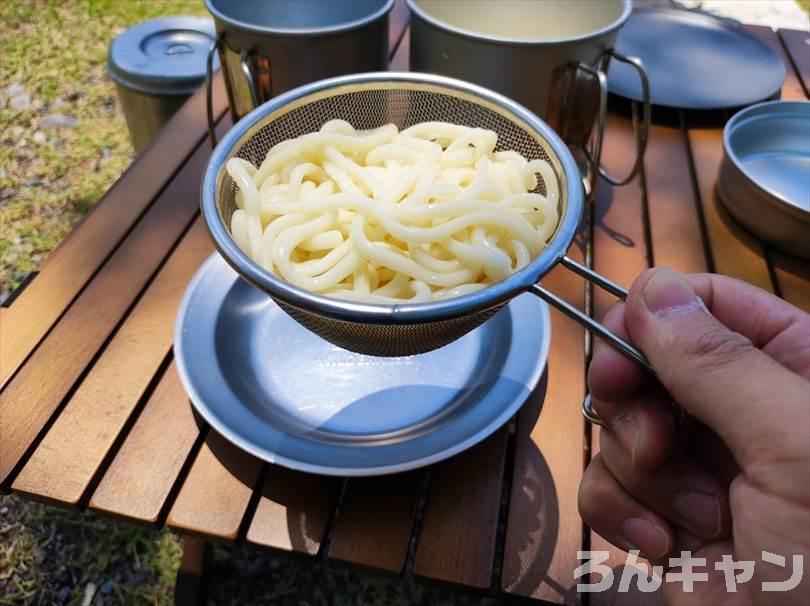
[718,101,810,259]
[107,17,218,153]
[406,0,651,193]
[204,0,394,145]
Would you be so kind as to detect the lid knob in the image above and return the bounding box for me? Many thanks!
[165,43,194,56]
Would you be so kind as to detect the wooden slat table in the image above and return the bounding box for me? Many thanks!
[2,6,808,602]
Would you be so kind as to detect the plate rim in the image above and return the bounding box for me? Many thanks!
[174,254,551,476]
[607,6,786,110]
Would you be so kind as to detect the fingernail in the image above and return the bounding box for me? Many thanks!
[673,491,722,538]
[643,270,701,317]
[622,518,670,559]
[611,414,639,466]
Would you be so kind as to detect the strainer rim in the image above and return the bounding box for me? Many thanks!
[201,71,583,324]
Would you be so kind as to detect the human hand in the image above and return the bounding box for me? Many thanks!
[579,268,810,605]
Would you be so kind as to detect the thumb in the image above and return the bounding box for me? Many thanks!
[623,268,808,469]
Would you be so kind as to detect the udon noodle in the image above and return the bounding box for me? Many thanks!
[226,120,559,302]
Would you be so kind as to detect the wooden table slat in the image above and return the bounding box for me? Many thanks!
[0,124,224,486]
[502,84,645,606]
[766,27,810,313]
[685,125,773,291]
[246,466,341,556]
[779,28,810,97]
[12,217,214,504]
[0,74,227,386]
[328,471,422,573]
[645,118,709,274]
[501,264,586,604]
[589,427,665,606]
[589,111,667,606]
[593,112,650,318]
[745,25,807,102]
[89,362,201,523]
[771,252,810,313]
[168,431,263,541]
[413,428,508,588]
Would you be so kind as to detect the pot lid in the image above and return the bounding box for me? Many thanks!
[107,16,219,95]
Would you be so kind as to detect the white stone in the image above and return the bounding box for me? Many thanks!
[9,93,31,110]
[5,82,25,97]
[81,583,97,606]
[41,114,78,129]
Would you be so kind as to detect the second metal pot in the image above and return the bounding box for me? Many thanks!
[407,0,650,193]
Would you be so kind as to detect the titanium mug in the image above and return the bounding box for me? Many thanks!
[406,0,651,194]
[204,0,394,146]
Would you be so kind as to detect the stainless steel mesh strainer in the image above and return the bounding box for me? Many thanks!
[201,72,652,382]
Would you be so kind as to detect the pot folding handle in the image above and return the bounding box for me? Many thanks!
[526,256,685,427]
[576,51,651,188]
[205,35,222,148]
[239,49,261,110]
[205,40,266,147]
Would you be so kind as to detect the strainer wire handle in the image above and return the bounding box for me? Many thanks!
[528,257,691,428]
[582,394,605,427]
[529,285,654,375]
[559,255,628,300]
[205,34,223,148]
[529,255,654,375]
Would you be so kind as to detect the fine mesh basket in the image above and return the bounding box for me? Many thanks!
[201,72,652,379]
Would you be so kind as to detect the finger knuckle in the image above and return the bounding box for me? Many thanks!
[578,458,610,517]
[675,324,753,369]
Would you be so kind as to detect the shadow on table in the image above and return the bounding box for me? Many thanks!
[196,417,339,554]
[593,174,637,250]
[608,94,731,129]
[500,373,581,604]
[196,366,590,601]
[711,186,778,257]
[502,380,665,605]
[203,429,264,492]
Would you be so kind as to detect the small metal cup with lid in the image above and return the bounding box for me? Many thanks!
[107,16,219,153]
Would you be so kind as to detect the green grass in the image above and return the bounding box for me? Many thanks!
[0,495,182,605]
[0,490,501,605]
[0,0,206,299]
[1,3,202,602]
[798,0,810,16]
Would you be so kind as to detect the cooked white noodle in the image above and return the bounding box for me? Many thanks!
[227,121,559,302]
